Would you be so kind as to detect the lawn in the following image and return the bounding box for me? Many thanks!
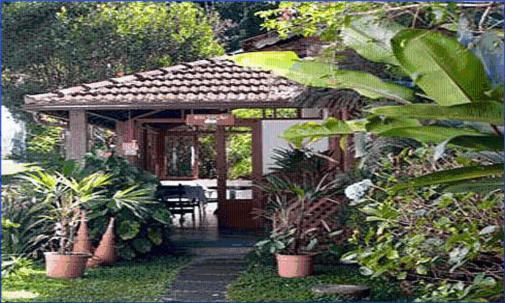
[227,254,411,302]
[2,255,192,302]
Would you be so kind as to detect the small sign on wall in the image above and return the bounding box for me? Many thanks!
[186,114,235,126]
[122,140,139,156]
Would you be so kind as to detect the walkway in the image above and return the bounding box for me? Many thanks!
[161,253,249,302]
[162,224,260,302]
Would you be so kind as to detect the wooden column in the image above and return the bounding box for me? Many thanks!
[115,121,125,157]
[251,120,264,229]
[215,126,227,206]
[66,110,88,162]
[192,133,200,179]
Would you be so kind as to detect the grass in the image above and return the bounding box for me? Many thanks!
[2,255,192,302]
[227,254,411,302]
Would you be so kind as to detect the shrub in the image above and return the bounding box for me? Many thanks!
[81,154,172,260]
[341,147,504,301]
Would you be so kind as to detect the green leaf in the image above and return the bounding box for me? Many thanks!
[392,163,504,191]
[365,116,421,133]
[342,16,404,65]
[147,228,163,245]
[386,249,400,260]
[442,178,503,193]
[117,220,140,240]
[416,264,428,275]
[152,208,171,225]
[392,29,492,105]
[282,118,365,148]
[118,244,136,260]
[447,135,504,151]
[132,238,152,254]
[379,126,483,144]
[230,51,415,103]
[370,102,504,125]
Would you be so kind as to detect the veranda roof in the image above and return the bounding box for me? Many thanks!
[24,58,303,111]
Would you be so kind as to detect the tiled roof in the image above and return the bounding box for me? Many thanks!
[24,58,303,110]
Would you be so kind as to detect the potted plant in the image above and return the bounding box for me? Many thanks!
[255,172,341,278]
[24,170,111,279]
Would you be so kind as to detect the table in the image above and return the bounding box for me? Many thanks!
[156,184,207,227]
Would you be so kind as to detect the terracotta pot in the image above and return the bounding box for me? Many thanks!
[87,217,117,267]
[73,211,92,254]
[276,254,313,278]
[44,252,90,279]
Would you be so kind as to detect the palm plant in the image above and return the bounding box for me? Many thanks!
[22,171,111,254]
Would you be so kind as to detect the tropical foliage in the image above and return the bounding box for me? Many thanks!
[233,3,504,301]
[81,155,171,260]
[341,147,503,302]
[254,149,353,256]
[231,21,504,192]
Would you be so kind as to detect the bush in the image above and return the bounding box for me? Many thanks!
[341,147,504,301]
[81,154,172,260]
[1,182,53,259]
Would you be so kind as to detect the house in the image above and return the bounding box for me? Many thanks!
[24,34,359,230]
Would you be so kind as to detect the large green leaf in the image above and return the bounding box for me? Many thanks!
[442,178,503,193]
[448,135,504,151]
[379,126,483,144]
[370,102,504,125]
[152,208,171,225]
[117,220,140,240]
[365,116,421,133]
[230,52,415,103]
[392,29,492,106]
[391,163,504,191]
[132,238,152,254]
[282,116,421,147]
[282,118,366,147]
[342,16,403,65]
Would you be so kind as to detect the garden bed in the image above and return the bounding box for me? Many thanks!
[227,254,411,302]
[2,255,191,302]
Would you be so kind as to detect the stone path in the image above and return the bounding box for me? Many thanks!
[161,248,250,302]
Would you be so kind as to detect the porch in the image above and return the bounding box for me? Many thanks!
[24,58,354,231]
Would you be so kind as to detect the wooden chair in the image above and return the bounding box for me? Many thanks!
[156,184,197,227]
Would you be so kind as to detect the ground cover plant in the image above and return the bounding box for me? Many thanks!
[227,253,410,302]
[1,255,191,302]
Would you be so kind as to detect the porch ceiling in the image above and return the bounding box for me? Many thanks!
[24,58,304,111]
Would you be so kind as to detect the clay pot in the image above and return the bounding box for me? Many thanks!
[45,252,90,279]
[73,211,92,254]
[276,254,313,278]
[87,217,117,267]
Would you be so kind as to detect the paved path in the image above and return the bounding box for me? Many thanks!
[161,250,249,302]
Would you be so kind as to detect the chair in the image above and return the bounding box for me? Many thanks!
[156,184,197,227]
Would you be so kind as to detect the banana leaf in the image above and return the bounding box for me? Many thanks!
[392,29,492,106]
[442,177,503,193]
[379,125,484,144]
[370,102,504,125]
[342,16,404,65]
[391,163,504,191]
[230,51,415,103]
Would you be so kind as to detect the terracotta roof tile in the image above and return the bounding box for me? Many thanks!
[25,58,303,109]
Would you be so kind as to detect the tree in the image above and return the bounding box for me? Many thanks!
[2,2,225,163]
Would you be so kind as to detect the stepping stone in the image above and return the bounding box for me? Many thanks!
[177,273,240,282]
[163,249,250,301]
[312,284,371,300]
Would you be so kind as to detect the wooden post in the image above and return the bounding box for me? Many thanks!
[115,121,125,157]
[192,133,200,179]
[215,126,227,207]
[66,110,88,162]
[251,120,264,229]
